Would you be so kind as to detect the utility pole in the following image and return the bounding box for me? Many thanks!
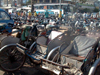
[7,0,8,6]
[31,0,34,13]
[21,0,23,7]
[59,0,61,18]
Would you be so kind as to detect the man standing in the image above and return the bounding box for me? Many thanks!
[34,11,37,17]
[45,9,49,18]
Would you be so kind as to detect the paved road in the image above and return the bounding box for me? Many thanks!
[0,62,47,75]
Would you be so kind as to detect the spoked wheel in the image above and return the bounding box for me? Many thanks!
[0,45,26,72]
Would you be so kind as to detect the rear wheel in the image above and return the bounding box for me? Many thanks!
[0,45,26,72]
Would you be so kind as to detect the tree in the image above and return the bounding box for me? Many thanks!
[72,0,77,2]
[93,8,99,12]
[24,0,37,5]
[26,0,31,4]
[80,0,87,3]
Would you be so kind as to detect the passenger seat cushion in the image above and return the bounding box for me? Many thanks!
[69,36,96,57]
[36,36,48,45]
[48,31,62,41]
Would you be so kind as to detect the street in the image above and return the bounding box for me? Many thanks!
[0,60,46,75]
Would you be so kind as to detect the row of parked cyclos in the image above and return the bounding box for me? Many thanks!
[13,15,100,32]
[0,15,100,75]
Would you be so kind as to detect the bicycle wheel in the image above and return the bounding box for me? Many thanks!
[0,45,26,72]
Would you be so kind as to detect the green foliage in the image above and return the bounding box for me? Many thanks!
[27,0,31,4]
[23,0,31,5]
[24,0,36,5]
[79,3,93,6]
[83,8,90,12]
[80,0,87,3]
[93,8,99,12]
[22,0,37,6]
[79,8,91,13]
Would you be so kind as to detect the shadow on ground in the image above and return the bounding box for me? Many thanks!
[0,59,47,75]
[1,65,46,75]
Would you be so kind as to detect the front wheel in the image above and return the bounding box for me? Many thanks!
[0,45,26,72]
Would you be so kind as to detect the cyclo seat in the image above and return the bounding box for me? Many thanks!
[36,31,62,46]
[40,35,99,75]
[61,36,97,60]
[29,30,70,60]
[61,36,98,68]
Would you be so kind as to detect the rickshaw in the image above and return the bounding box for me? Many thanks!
[39,35,100,75]
[0,23,20,48]
[0,31,72,72]
[1,28,100,75]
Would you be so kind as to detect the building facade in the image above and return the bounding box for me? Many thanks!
[85,0,98,5]
[33,0,65,3]
[29,0,99,4]
[2,0,22,7]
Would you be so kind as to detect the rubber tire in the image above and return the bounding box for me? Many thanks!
[0,45,26,72]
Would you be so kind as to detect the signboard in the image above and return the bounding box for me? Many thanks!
[44,6,47,9]
[14,1,17,7]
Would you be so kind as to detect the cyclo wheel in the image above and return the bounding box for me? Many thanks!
[0,44,26,72]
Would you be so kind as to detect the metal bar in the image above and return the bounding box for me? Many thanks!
[21,0,23,7]
[59,0,61,11]
[7,0,8,6]
[40,58,70,68]
[59,0,61,18]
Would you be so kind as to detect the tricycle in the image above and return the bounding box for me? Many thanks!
[1,29,100,75]
[0,31,71,72]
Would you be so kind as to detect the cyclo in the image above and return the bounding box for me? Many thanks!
[0,30,100,75]
[0,31,70,72]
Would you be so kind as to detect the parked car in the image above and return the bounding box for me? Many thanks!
[0,8,14,26]
[0,8,14,33]
[0,23,12,33]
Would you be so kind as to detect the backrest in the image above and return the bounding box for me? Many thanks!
[48,31,62,41]
[1,36,20,48]
[60,36,98,69]
[69,36,97,57]
[47,31,71,54]
[36,31,62,45]
[36,36,48,45]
